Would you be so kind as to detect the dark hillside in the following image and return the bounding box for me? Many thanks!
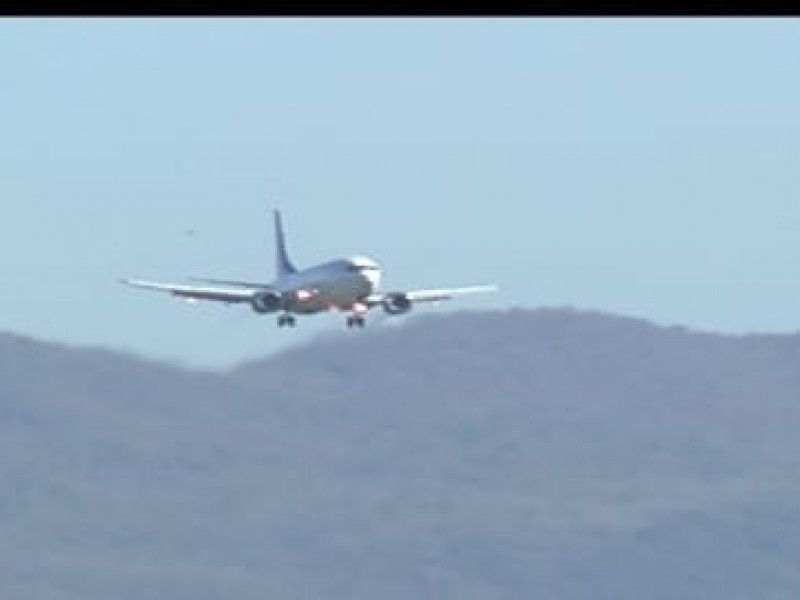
[3,309,800,599]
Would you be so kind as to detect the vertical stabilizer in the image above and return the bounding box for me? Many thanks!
[273,209,298,277]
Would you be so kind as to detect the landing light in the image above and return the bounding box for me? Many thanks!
[296,289,317,302]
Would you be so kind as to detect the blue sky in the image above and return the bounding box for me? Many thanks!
[1,18,799,369]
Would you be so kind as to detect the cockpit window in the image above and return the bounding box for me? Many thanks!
[347,264,379,272]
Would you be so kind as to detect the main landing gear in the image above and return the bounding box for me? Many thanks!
[277,313,296,327]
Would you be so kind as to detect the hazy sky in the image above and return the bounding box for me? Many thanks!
[2,18,799,369]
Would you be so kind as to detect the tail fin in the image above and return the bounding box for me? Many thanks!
[273,209,298,277]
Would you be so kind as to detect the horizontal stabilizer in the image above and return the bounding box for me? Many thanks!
[188,277,271,289]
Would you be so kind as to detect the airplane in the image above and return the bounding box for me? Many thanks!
[122,209,498,329]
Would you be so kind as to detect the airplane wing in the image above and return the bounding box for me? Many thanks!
[364,284,498,307]
[121,279,257,303]
[404,285,499,303]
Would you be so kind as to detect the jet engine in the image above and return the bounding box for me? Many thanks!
[382,292,412,315]
[251,290,282,314]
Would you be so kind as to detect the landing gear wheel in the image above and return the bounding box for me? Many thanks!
[346,316,365,329]
[277,314,296,327]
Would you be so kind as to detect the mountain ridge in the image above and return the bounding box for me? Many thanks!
[9,305,800,375]
[2,307,800,599]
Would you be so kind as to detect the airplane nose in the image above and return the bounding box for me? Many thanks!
[364,269,381,289]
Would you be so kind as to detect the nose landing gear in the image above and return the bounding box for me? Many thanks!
[345,301,368,329]
[346,315,365,328]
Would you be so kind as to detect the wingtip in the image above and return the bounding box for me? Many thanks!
[464,284,499,296]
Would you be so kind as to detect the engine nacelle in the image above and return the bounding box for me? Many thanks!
[382,292,412,315]
[251,291,282,314]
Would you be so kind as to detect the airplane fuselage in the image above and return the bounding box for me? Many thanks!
[275,256,382,314]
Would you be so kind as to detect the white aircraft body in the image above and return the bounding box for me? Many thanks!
[123,210,497,328]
